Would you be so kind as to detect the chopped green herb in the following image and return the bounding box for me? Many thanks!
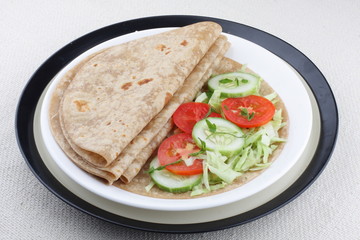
[199,138,207,150]
[205,119,217,133]
[249,112,255,120]
[189,151,203,157]
[241,79,249,83]
[206,131,244,139]
[240,108,255,121]
[219,78,233,84]
[189,138,207,156]
[240,108,249,117]
[203,107,212,119]
[145,159,183,174]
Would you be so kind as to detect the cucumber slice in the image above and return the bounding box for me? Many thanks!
[192,117,244,156]
[149,157,202,193]
[208,72,260,98]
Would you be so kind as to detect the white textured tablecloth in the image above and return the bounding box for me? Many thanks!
[1,0,359,239]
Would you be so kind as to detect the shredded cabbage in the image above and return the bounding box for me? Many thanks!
[208,90,223,113]
[206,151,242,183]
[195,92,209,103]
[190,184,207,196]
[240,64,248,72]
[183,156,197,166]
[202,160,210,191]
[264,92,279,104]
[145,181,155,192]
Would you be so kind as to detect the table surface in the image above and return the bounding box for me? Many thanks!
[1,0,359,239]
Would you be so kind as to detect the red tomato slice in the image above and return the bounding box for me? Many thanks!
[173,102,210,133]
[208,112,222,118]
[221,95,275,128]
[157,133,203,175]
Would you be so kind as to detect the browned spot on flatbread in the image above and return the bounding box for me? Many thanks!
[131,76,136,79]
[164,92,172,105]
[121,82,132,90]
[165,51,171,55]
[93,63,98,67]
[155,44,166,51]
[180,40,188,46]
[137,78,153,85]
[73,100,90,112]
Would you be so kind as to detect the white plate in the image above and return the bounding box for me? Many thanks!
[34,65,320,224]
[38,28,313,211]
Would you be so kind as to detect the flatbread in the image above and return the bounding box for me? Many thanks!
[49,22,229,183]
[114,57,289,198]
[120,41,231,183]
[49,37,229,183]
[59,22,222,167]
[98,36,229,183]
[49,51,117,181]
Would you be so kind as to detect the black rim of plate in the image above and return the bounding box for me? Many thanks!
[15,15,338,233]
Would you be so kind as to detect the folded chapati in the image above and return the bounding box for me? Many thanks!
[120,40,230,183]
[49,22,230,184]
[59,21,222,168]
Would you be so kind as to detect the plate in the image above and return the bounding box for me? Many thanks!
[15,15,338,233]
[33,78,320,225]
[38,28,313,211]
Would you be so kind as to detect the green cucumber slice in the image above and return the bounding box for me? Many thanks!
[208,72,260,97]
[149,157,202,193]
[192,117,244,156]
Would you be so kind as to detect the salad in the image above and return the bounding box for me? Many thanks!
[145,67,287,196]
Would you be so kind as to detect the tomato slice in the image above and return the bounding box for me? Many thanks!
[208,112,222,118]
[221,95,275,128]
[157,133,203,175]
[173,102,211,133]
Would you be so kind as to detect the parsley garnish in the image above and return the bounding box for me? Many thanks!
[205,119,243,139]
[206,119,217,133]
[145,159,183,174]
[219,78,248,86]
[206,131,244,139]
[240,108,255,121]
[219,78,233,84]
[189,138,207,157]
[203,107,212,119]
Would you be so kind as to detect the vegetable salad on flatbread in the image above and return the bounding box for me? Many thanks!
[116,57,288,198]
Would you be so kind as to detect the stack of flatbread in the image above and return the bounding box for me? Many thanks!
[49,22,231,184]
